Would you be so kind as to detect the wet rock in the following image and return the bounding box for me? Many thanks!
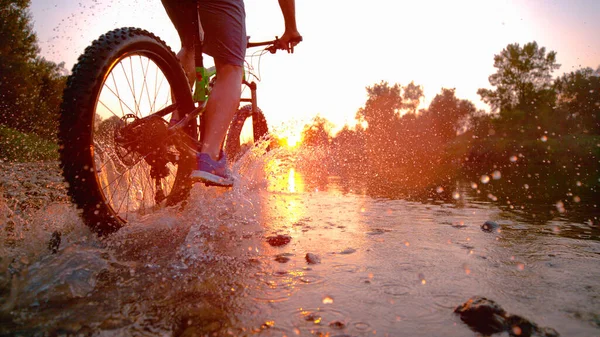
[274,254,290,263]
[454,297,509,334]
[329,320,346,329]
[305,253,321,264]
[266,234,291,247]
[366,228,386,235]
[48,231,61,254]
[481,220,500,232]
[305,312,322,322]
[338,247,356,255]
[455,296,560,337]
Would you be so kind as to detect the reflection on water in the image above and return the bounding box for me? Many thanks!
[1,147,599,336]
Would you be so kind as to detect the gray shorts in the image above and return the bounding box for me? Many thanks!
[161,0,247,66]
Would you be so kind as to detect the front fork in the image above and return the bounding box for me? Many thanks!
[241,80,261,139]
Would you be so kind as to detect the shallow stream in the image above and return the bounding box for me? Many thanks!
[1,148,599,336]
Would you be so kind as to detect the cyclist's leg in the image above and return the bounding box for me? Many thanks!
[160,0,197,89]
[200,61,243,160]
[197,0,247,161]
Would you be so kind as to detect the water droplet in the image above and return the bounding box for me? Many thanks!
[573,196,581,203]
[540,135,548,142]
[452,191,460,200]
[322,296,334,304]
[509,155,518,162]
[517,263,525,271]
[576,181,582,187]
[555,201,566,213]
[480,175,490,184]
[513,326,523,335]
[436,186,444,193]
[492,171,501,180]
[470,182,478,189]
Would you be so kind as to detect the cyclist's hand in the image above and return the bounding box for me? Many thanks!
[278,30,302,53]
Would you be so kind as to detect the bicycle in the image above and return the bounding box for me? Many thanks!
[58,26,299,236]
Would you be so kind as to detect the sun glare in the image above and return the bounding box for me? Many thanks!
[285,133,301,148]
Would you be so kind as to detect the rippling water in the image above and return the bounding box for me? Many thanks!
[1,146,599,336]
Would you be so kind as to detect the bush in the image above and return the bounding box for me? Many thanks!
[0,125,58,162]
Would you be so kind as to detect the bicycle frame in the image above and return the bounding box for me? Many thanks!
[163,35,277,145]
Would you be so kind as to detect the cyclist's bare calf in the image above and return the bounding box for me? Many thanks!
[200,61,243,160]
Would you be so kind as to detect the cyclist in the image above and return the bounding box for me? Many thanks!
[161,0,302,187]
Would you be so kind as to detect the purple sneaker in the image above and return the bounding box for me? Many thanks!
[190,151,234,187]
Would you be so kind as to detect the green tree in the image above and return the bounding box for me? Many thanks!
[420,88,476,141]
[554,67,600,134]
[0,0,66,140]
[477,41,560,112]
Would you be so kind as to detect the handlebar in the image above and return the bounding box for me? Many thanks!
[247,36,303,54]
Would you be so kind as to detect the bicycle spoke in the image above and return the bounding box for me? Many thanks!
[140,55,153,115]
[110,71,129,117]
[129,57,140,118]
[101,76,137,116]
[120,60,140,118]
[153,63,159,112]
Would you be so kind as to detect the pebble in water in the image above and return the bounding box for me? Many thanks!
[48,231,61,254]
[329,320,346,329]
[305,253,321,264]
[338,248,356,255]
[266,234,291,247]
[481,221,500,233]
[454,296,560,337]
[274,254,290,263]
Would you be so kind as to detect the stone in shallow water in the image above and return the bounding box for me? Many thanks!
[481,220,500,232]
[48,231,61,254]
[274,254,290,263]
[454,296,508,335]
[329,320,346,329]
[305,253,320,264]
[266,234,291,247]
[338,247,356,255]
[454,296,560,337]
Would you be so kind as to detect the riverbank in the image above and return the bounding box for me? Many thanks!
[0,161,67,216]
[0,161,70,248]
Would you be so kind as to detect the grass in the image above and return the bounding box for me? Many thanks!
[0,125,59,162]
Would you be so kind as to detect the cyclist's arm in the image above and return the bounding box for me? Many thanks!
[278,0,298,33]
[277,0,302,51]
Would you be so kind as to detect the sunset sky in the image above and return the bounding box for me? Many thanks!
[30,0,600,135]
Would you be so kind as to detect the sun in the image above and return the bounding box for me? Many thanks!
[274,127,302,149]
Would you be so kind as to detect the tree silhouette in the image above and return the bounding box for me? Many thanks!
[301,115,332,147]
[420,88,476,141]
[477,41,560,112]
[554,67,600,135]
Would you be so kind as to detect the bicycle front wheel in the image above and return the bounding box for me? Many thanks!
[59,27,196,235]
